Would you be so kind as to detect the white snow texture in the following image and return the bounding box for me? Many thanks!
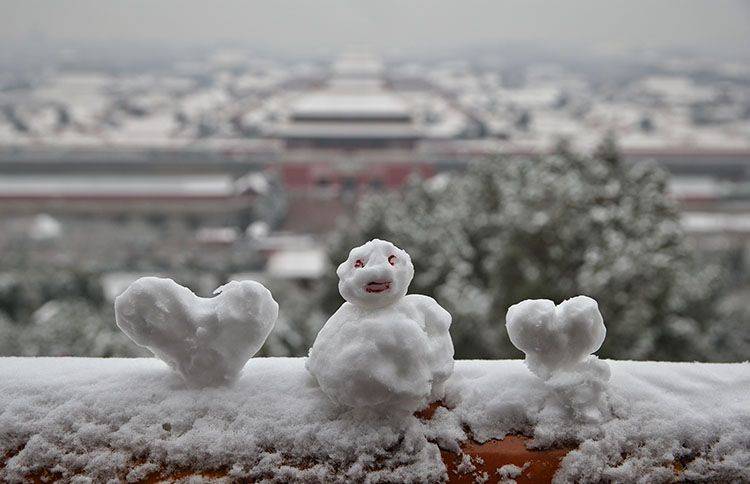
[506,296,606,379]
[114,277,278,387]
[506,296,611,422]
[1,358,748,482]
[306,239,454,412]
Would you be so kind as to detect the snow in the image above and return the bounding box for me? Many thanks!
[179,87,230,118]
[306,239,454,413]
[497,462,528,484]
[682,212,750,234]
[291,92,410,118]
[266,248,327,280]
[637,76,716,105]
[0,175,238,197]
[506,296,607,379]
[456,452,477,474]
[444,360,750,482]
[275,121,421,139]
[28,214,62,241]
[114,277,278,387]
[106,112,179,144]
[335,239,415,310]
[0,358,747,482]
[506,296,610,423]
[194,227,240,245]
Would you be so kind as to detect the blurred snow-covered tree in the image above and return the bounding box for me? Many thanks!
[707,293,750,362]
[0,269,105,323]
[18,300,145,357]
[322,137,723,360]
[0,311,19,356]
[259,280,327,357]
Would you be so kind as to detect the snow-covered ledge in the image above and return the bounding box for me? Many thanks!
[1,357,748,482]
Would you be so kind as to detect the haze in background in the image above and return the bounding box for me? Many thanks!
[2,0,750,60]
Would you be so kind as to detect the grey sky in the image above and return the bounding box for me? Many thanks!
[2,0,749,58]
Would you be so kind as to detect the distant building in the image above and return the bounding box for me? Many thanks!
[279,92,420,151]
[273,52,420,151]
[0,173,268,227]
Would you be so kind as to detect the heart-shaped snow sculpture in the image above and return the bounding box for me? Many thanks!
[115,277,278,387]
[505,296,606,379]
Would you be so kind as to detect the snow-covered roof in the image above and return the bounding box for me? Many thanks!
[637,75,716,104]
[266,248,327,280]
[1,358,747,482]
[0,175,244,198]
[682,212,750,234]
[290,92,411,120]
[275,122,421,139]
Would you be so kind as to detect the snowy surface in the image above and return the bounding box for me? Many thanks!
[1,358,747,482]
[306,240,454,413]
[290,91,410,118]
[0,175,238,197]
[115,278,278,387]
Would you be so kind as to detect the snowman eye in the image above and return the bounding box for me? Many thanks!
[388,255,396,266]
[354,259,364,268]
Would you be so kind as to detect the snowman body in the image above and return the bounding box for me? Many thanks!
[306,239,454,412]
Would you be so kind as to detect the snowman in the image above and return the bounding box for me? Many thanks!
[306,239,454,413]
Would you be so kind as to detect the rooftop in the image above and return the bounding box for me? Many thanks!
[274,121,421,139]
[0,174,266,198]
[266,248,327,280]
[289,91,412,120]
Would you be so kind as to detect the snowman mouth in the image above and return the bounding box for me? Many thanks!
[365,281,391,293]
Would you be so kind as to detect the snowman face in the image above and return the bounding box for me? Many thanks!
[337,239,414,309]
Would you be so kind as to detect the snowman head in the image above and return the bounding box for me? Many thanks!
[337,239,414,309]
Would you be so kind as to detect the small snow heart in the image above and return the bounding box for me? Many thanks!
[505,295,606,379]
[115,277,278,387]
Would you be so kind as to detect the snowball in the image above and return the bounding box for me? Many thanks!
[505,296,606,379]
[114,277,278,387]
[306,239,454,413]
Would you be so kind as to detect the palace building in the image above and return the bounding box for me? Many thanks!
[273,52,420,151]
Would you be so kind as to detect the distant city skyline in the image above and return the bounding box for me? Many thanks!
[2,0,750,60]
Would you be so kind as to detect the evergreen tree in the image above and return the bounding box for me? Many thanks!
[323,138,722,360]
[18,299,145,357]
[0,311,19,356]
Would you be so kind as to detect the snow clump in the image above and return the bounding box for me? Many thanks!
[306,239,454,414]
[506,296,611,422]
[497,462,529,484]
[115,277,278,387]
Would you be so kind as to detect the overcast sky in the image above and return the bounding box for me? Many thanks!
[2,0,750,59]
